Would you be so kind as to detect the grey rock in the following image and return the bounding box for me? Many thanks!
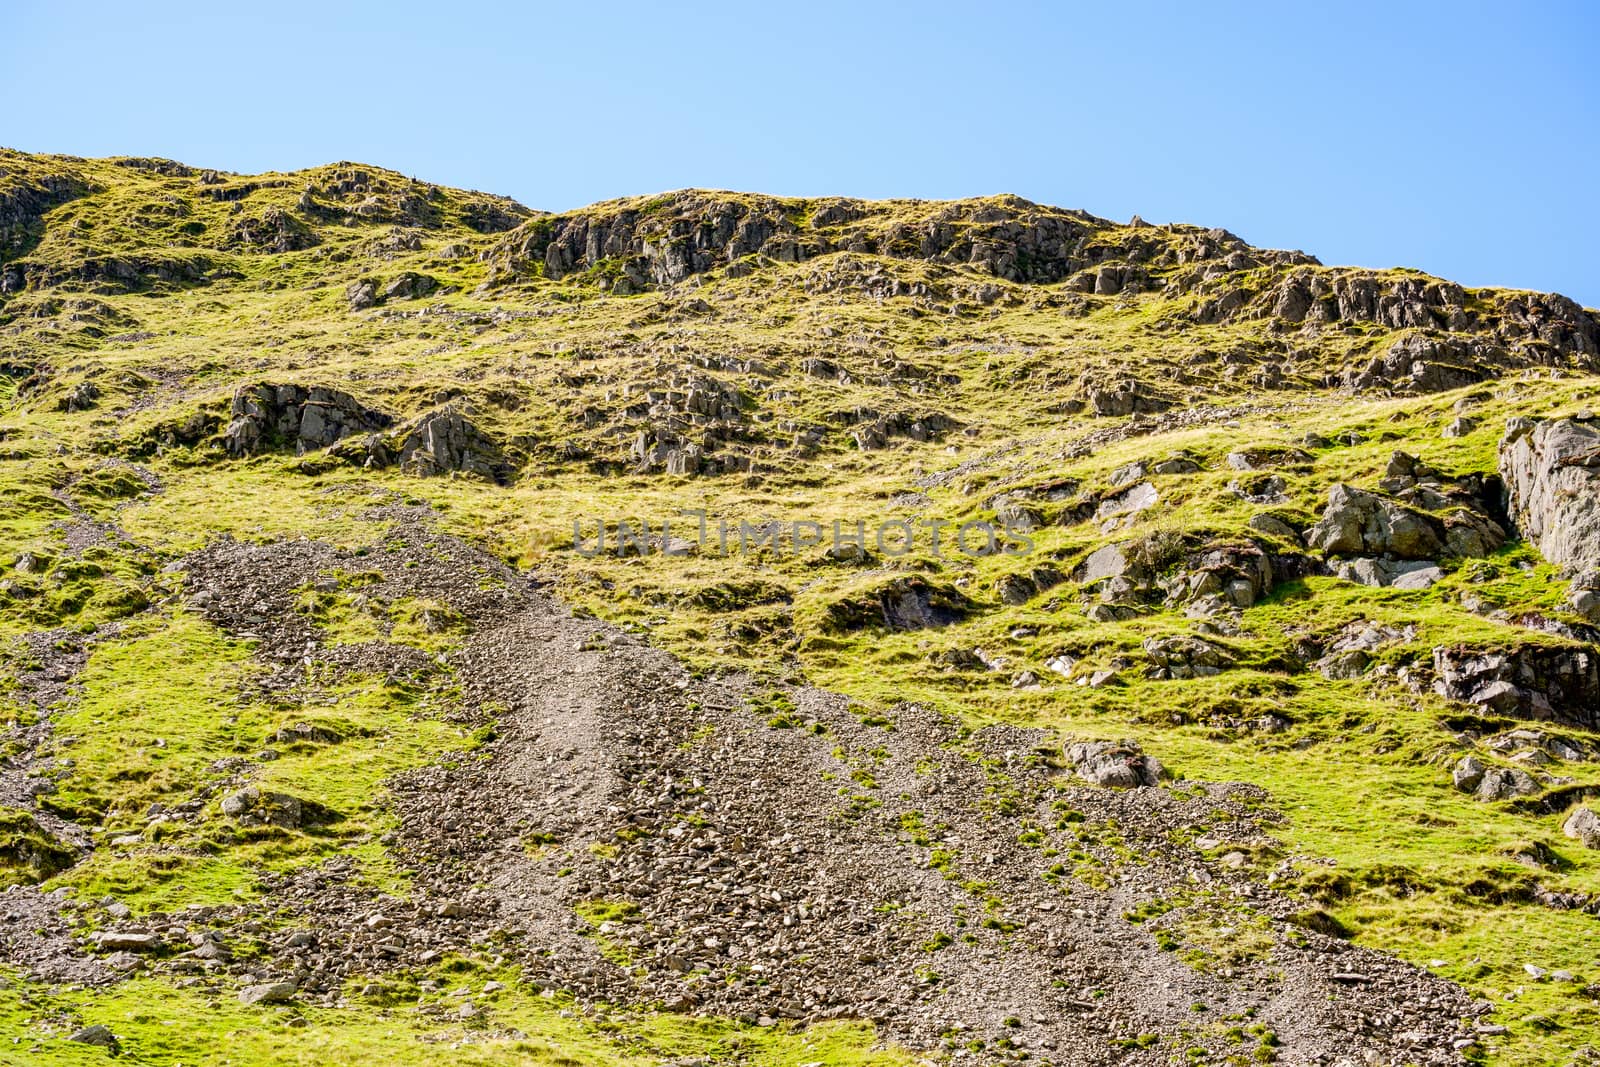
[1563,806,1600,849]
[1067,740,1163,788]
[1451,755,1485,793]
[93,931,161,952]
[225,383,392,456]
[345,278,379,310]
[1474,767,1539,802]
[238,980,298,1006]
[1306,484,1444,560]
[1078,543,1135,586]
[1500,418,1600,570]
[391,407,512,482]
[220,787,304,829]
[68,1024,117,1048]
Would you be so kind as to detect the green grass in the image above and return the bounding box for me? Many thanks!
[4,147,1600,1063]
[40,612,479,909]
[0,967,916,1066]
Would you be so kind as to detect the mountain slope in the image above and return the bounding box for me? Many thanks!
[2,149,1600,1065]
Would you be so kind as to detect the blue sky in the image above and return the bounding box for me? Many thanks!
[8,1,1598,305]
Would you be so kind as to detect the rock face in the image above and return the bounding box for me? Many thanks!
[1432,644,1600,729]
[225,384,392,456]
[1500,417,1600,571]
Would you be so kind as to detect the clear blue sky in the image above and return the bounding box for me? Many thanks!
[8,1,1598,305]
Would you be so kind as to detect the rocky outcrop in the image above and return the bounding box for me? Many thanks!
[1431,644,1600,729]
[224,383,393,456]
[482,192,1311,292]
[1345,334,1501,394]
[329,406,515,482]
[1066,740,1164,788]
[1306,458,1507,588]
[822,577,972,633]
[1162,541,1283,615]
[1,165,90,265]
[229,208,319,252]
[389,408,511,481]
[3,252,216,294]
[1500,417,1600,571]
[1189,267,1600,379]
[1306,485,1443,560]
[1143,635,1234,679]
[1086,379,1170,417]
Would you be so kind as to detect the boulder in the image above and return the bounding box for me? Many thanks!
[1078,543,1136,586]
[238,981,298,1006]
[1066,740,1163,788]
[1451,754,1485,792]
[345,278,379,310]
[1475,767,1539,802]
[68,1025,118,1048]
[220,787,304,829]
[1305,484,1443,560]
[1563,806,1600,849]
[92,931,161,952]
[1500,417,1600,570]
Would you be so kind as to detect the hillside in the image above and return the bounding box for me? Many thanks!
[2,148,1600,1065]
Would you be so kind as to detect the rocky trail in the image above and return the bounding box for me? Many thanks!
[2,514,1488,1064]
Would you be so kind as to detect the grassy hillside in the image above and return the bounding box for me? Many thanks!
[3,148,1600,1065]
